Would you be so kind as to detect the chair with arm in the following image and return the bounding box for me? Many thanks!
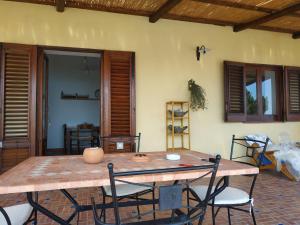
[92,155,221,225]
[0,203,36,225]
[191,135,269,225]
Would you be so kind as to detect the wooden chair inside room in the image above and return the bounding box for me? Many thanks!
[69,123,96,155]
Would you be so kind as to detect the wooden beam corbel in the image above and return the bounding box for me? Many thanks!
[56,0,65,12]
[292,31,300,39]
[234,3,300,32]
[149,0,183,23]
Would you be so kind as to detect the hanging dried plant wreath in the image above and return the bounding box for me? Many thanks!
[188,79,207,111]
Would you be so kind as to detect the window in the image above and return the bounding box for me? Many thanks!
[225,61,285,122]
[245,66,282,122]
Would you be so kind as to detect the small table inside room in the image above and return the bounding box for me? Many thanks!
[0,150,258,225]
[63,124,99,155]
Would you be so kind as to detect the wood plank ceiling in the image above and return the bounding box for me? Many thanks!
[7,0,300,39]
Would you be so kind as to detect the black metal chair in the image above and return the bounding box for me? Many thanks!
[92,155,221,225]
[0,203,36,225]
[191,135,269,225]
[98,133,152,221]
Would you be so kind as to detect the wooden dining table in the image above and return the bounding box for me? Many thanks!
[0,150,258,224]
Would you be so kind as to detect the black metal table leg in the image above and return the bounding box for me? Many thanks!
[27,192,70,225]
[27,188,158,225]
[34,192,38,225]
[27,189,87,225]
[25,192,38,225]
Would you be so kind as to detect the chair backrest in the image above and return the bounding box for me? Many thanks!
[77,123,95,137]
[230,134,270,167]
[99,133,141,153]
[77,123,94,131]
[229,134,269,198]
[92,155,221,225]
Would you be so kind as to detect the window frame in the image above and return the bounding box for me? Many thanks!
[245,64,283,122]
[225,61,284,123]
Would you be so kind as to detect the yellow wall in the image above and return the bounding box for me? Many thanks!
[1,1,300,157]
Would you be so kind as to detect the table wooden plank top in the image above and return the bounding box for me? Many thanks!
[0,151,258,195]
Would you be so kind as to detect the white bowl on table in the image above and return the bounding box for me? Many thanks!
[166,154,181,161]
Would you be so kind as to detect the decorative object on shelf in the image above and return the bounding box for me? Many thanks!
[188,79,207,111]
[61,91,99,101]
[196,45,207,61]
[168,125,188,134]
[131,153,150,162]
[83,147,104,164]
[168,109,188,117]
[166,101,190,151]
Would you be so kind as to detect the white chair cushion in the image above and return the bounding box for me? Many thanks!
[191,185,250,205]
[103,184,152,197]
[0,203,33,225]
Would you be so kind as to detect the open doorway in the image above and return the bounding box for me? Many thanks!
[37,47,136,157]
[41,50,101,155]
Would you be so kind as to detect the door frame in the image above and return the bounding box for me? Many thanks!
[36,46,103,156]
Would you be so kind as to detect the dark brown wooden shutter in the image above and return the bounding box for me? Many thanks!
[224,61,246,122]
[285,66,300,121]
[0,44,37,171]
[102,51,135,153]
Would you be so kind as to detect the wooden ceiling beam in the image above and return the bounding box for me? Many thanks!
[164,14,296,34]
[234,3,300,32]
[192,0,300,18]
[293,31,300,39]
[149,0,183,23]
[164,14,234,26]
[56,0,65,12]
[5,0,299,38]
[5,0,54,7]
[192,0,273,13]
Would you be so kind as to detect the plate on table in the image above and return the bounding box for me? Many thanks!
[166,154,181,161]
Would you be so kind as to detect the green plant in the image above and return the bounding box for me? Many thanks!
[188,79,207,111]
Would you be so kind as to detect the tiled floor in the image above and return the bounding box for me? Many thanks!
[0,170,299,225]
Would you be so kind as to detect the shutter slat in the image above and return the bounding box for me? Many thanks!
[224,62,245,122]
[288,71,300,113]
[102,51,135,153]
[285,67,300,121]
[110,54,131,136]
[3,50,31,138]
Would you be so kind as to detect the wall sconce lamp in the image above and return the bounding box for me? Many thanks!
[196,45,207,61]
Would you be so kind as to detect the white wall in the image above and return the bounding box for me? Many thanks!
[47,54,100,149]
